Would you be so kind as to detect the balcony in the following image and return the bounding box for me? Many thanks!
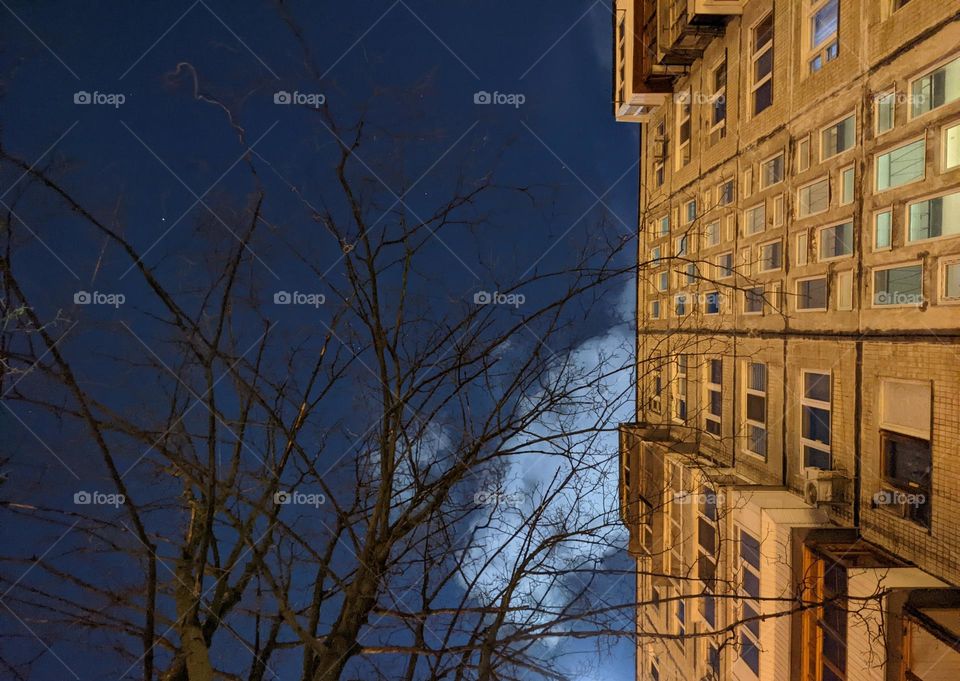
[657,0,735,64]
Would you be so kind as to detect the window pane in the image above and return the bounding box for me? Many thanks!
[911,56,960,117]
[748,424,767,456]
[822,115,854,158]
[799,179,830,216]
[875,211,892,249]
[755,14,773,51]
[747,394,766,422]
[945,262,960,299]
[710,359,723,385]
[803,405,831,444]
[741,633,760,674]
[908,191,960,241]
[820,222,853,259]
[946,123,960,169]
[883,432,931,489]
[874,265,923,306]
[876,93,894,133]
[740,532,760,569]
[754,79,773,114]
[876,139,925,190]
[798,278,827,309]
[811,0,838,48]
[804,445,831,469]
[748,363,767,391]
[804,372,830,402]
[841,167,854,204]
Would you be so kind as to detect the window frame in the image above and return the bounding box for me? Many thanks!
[704,358,723,437]
[745,203,766,235]
[710,59,728,141]
[806,0,840,75]
[718,179,735,206]
[873,208,893,251]
[743,286,765,315]
[737,527,762,677]
[673,354,688,424]
[871,260,924,308]
[705,219,722,248]
[817,220,855,261]
[875,90,896,135]
[758,238,783,272]
[743,361,768,459]
[874,136,926,192]
[800,370,832,469]
[943,119,960,170]
[796,231,810,266]
[796,275,828,312]
[907,53,960,122]
[716,251,734,279]
[760,152,785,189]
[797,176,831,218]
[940,256,960,304]
[839,165,855,205]
[676,89,693,169]
[750,13,775,117]
[906,186,960,244]
[819,112,856,162]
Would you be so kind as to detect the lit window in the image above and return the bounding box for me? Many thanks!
[801,549,847,681]
[759,240,782,271]
[718,179,735,206]
[676,90,692,168]
[819,221,853,259]
[705,220,721,247]
[744,362,767,457]
[760,153,784,188]
[797,232,809,265]
[716,252,734,278]
[744,286,764,314]
[745,204,766,235]
[705,359,722,436]
[910,55,960,118]
[908,190,960,241]
[738,528,761,676]
[808,0,839,74]
[876,138,925,191]
[797,277,827,311]
[840,167,854,204]
[874,263,923,307]
[874,210,892,250]
[876,92,895,134]
[801,371,831,468]
[943,259,960,301]
[798,178,830,217]
[674,355,688,422]
[821,114,855,159]
[945,122,960,169]
[751,14,774,115]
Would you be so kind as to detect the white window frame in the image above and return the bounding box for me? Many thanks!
[675,235,689,257]
[737,526,762,677]
[705,220,721,247]
[797,135,811,172]
[800,370,832,469]
[839,165,855,205]
[657,270,669,292]
[710,59,728,141]
[875,90,896,135]
[872,260,924,308]
[908,53,960,122]
[758,239,783,272]
[940,256,960,304]
[837,270,853,310]
[817,220,854,261]
[660,215,670,236]
[796,276,828,312]
[943,120,960,170]
[797,176,830,218]
[906,187,960,243]
[650,299,662,318]
[718,179,735,206]
[760,152,784,189]
[745,203,766,235]
[750,13,775,117]
[796,231,809,266]
[676,89,692,169]
[874,208,893,251]
[650,245,662,263]
[805,0,840,74]
[743,286,764,315]
[716,251,734,279]
[673,355,688,423]
[704,358,723,437]
[820,112,856,162]
[743,361,768,459]
[875,136,926,192]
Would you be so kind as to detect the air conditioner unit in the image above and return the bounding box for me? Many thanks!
[803,467,836,506]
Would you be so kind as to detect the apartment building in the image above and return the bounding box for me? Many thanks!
[614,1,960,679]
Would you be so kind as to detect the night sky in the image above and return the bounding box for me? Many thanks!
[0,2,639,679]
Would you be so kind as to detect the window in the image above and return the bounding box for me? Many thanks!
[801,371,831,469]
[751,14,774,115]
[677,90,692,167]
[808,0,839,74]
[711,60,728,142]
[745,204,766,235]
[874,210,892,250]
[743,167,754,197]
[675,293,689,316]
[819,221,853,260]
[669,462,685,575]
[837,270,853,310]
[655,121,667,186]
[657,271,669,292]
[708,643,721,678]
[674,355,688,422]
[705,359,722,436]
[797,232,809,265]
[718,179,735,206]
[797,136,811,172]
[797,277,827,311]
[873,263,923,307]
[798,178,830,217]
[650,356,663,413]
[744,286,764,314]
[875,138,925,190]
[942,258,960,301]
[676,598,686,637]
[945,122,960,169]
[772,194,785,227]
[675,235,689,256]
[744,362,767,457]
[651,299,661,319]
[876,92,895,134]
[759,240,782,271]
[821,114,855,160]
[716,252,734,278]
[650,245,661,263]
[910,55,960,118]
[760,153,784,188]
[660,215,670,236]
[705,220,721,247]
[908,190,960,241]
[801,549,847,681]
[685,199,697,224]
[739,528,761,677]
[705,291,721,315]
[878,378,932,525]
[840,167,854,205]
[698,487,718,625]
[650,661,660,681]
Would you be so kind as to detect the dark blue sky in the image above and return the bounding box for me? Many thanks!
[0,2,639,679]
